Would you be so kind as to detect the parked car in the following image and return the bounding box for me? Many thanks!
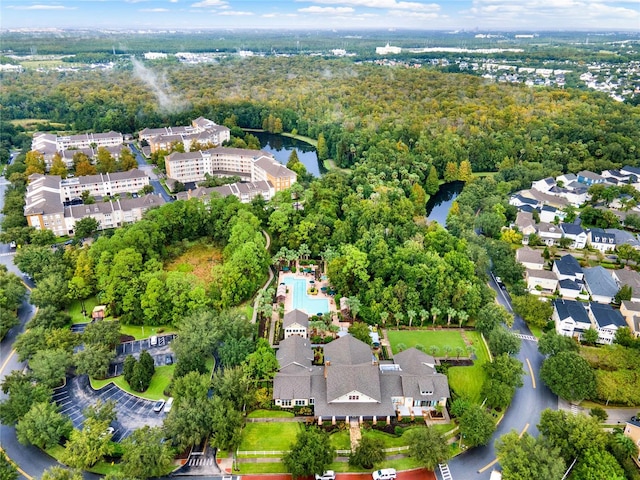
[164,397,174,413]
[150,335,158,346]
[315,471,336,480]
[153,400,165,413]
[165,354,173,365]
[100,426,115,439]
[372,469,396,480]
[9,241,16,250]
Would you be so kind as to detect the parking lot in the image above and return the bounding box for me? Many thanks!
[52,375,167,442]
[109,334,176,377]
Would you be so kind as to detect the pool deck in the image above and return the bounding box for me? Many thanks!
[278,269,337,317]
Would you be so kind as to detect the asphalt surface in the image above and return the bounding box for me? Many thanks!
[52,375,167,442]
[444,275,558,480]
[128,143,174,203]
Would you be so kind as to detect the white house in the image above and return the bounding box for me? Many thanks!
[537,222,563,246]
[558,279,583,299]
[587,228,616,253]
[587,303,627,344]
[583,266,619,304]
[532,177,556,193]
[526,269,558,295]
[283,309,309,339]
[553,299,591,339]
[560,223,588,249]
[539,205,565,224]
[553,254,584,282]
[515,211,537,244]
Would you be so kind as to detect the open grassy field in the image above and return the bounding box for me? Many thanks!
[238,422,302,452]
[67,296,101,324]
[387,329,466,355]
[119,324,177,340]
[247,409,295,419]
[448,330,490,404]
[9,118,66,130]
[90,364,175,401]
[165,242,222,284]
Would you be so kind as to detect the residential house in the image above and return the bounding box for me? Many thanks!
[515,211,536,244]
[619,301,640,337]
[612,269,640,303]
[516,247,545,270]
[509,194,539,210]
[620,165,640,178]
[519,189,569,209]
[583,266,619,304]
[553,299,591,339]
[539,205,565,224]
[602,169,635,185]
[283,309,309,339]
[607,228,640,249]
[272,335,450,422]
[548,185,587,207]
[623,419,640,465]
[560,223,588,249]
[552,255,584,282]
[577,170,605,186]
[532,177,556,193]
[526,269,558,295]
[587,302,627,344]
[537,222,563,246]
[587,228,616,253]
[558,279,583,299]
[556,173,577,187]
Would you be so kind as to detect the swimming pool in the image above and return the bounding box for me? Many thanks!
[282,276,330,315]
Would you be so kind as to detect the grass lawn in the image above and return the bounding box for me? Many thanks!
[330,430,351,450]
[67,296,101,324]
[90,364,175,401]
[237,462,286,474]
[239,422,302,452]
[387,329,466,355]
[119,324,177,340]
[165,242,222,284]
[448,330,490,404]
[247,409,295,419]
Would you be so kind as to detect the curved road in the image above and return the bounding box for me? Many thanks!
[446,275,557,480]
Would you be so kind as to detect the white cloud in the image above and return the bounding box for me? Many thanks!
[298,6,356,13]
[191,0,227,7]
[169,0,179,3]
[263,12,299,17]
[8,4,76,10]
[388,9,439,18]
[219,10,254,15]
[139,7,170,11]
[297,0,440,11]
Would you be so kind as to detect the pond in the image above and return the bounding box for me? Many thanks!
[425,181,464,226]
[253,131,322,177]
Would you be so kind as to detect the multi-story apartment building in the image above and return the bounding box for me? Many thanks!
[139,117,230,153]
[31,131,125,168]
[165,147,297,193]
[24,170,153,236]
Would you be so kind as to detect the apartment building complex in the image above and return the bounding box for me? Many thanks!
[166,147,297,192]
[32,131,124,164]
[24,170,157,236]
[139,117,230,153]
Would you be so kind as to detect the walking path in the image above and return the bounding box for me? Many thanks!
[251,230,274,325]
[349,419,362,451]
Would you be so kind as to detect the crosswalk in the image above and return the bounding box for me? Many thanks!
[438,463,453,480]
[570,404,579,416]
[187,457,216,467]
[513,333,538,342]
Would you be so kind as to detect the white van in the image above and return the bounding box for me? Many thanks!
[150,335,158,346]
[164,397,174,413]
[372,469,396,480]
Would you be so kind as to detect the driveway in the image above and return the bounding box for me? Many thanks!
[52,375,167,442]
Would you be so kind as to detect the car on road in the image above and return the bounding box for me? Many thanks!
[315,471,336,480]
[153,399,165,413]
[631,415,639,422]
[372,469,396,480]
[9,241,16,250]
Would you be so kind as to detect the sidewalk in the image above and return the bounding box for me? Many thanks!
[557,397,638,425]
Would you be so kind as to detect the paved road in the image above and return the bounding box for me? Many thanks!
[445,274,557,480]
[128,143,173,202]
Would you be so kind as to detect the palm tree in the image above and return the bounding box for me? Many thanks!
[396,343,407,352]
[614,432,639,459]
[419,309,428,327]
[466,345,476,358]
[457,311,469,328]
[428,345,439,356]
[443,345,452,358]
[347,296,362,321]
[395,312,405,329]
[298,243,311,261]
[379,311,389,327]
[430,306,441,326]
[407,310,416,328]
[455,346,465,359]
[415,343,425,352]
[447,307,456,327]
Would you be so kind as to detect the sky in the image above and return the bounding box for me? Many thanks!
[2,0,639,31]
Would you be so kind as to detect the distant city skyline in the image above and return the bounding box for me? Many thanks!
[2,0,639,32]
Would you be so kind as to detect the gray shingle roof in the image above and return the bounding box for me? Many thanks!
[554,255,583,277]
[323,335,373,366]
[558,279,581,291]
[284,309,309,329]
[583,266,619,298]
[276,336,314,369]
[589,303,626,329]
[326,364,381,402]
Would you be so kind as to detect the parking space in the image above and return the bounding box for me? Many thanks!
[108,334,176,378]
[53,375,167,442]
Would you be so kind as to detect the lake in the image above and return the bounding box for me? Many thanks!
[426,181,464,226]
[253,131,322,177]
